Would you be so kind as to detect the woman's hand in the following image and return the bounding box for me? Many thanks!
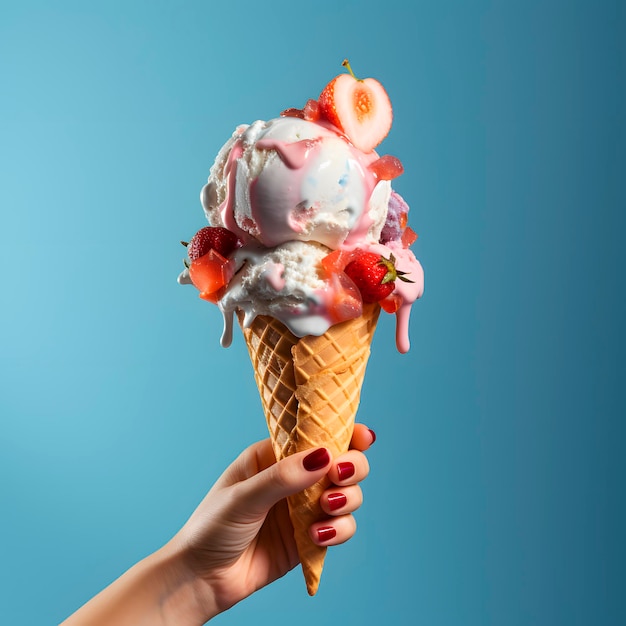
[61,424,375,625]
[168,423,376,620]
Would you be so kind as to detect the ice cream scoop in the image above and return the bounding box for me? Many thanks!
[217,240,363,347]
[201,116,391,250]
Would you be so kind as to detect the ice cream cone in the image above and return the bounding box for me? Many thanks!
[239,304,380,595]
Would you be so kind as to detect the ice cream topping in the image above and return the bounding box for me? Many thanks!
[179,64,424,353]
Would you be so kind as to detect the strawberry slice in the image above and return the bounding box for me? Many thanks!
[319,60,393,153]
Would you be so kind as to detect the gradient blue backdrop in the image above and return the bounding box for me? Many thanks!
[1,1,624,624]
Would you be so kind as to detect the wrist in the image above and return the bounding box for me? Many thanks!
[153,539,220,625]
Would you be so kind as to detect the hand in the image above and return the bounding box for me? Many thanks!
[61,424,375,625]
[168,423,376,620]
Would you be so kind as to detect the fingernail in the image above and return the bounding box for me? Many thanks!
[337,461,355,481]
[303,448,330,471]
[317,526,337,543]
[327,493,347,511]
[368,428,377,444]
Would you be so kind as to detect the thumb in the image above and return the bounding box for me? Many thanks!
[235,447,331,515]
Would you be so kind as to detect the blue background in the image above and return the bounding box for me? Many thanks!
[1,1,624,624]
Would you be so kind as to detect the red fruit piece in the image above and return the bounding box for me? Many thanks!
[327,272,363,324]
[302,99,321,121]
[343,251,413,303]
[280,99,321,122]
[380,293,402,314]
[188,249,235,302]
[281,107,305,119]
[185,226,241,261]
[368,155,404,180]
[318,60,393,153]
[401,226,418,248]
[321,248,358,274]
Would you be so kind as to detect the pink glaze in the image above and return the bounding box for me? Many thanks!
[256,137,320,169]
[262,262,286,291]
[218,139,251,241]
[395,304,413,354]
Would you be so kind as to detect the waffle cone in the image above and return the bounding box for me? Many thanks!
[239,304,380,595]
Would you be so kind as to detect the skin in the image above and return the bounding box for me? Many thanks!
[61,424,375,625]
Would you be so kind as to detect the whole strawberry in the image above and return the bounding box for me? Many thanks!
[344,251,413,303]
[183,226,241,261]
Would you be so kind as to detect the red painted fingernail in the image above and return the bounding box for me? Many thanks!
[303,448,330,471]
[337,461,355,481]
[368,428,377,444]
[327,492,347,511]
[317,526,337,542]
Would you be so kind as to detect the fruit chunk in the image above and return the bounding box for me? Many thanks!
[183,226,241,261]
[302,99,322,121]
[281,99,321,122]
[344,251,413,303]
[318,60,392,153]
[327,271,363,324]
[401,226,418,248]
[188,249,235,302]
[368,155,404,181]
[380,293,402,314]
[321,249,358,274]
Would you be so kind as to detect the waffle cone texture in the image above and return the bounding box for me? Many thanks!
[239,304,380,595]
